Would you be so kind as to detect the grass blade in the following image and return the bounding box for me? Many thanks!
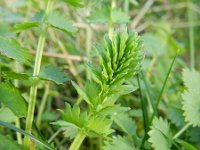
[0,121,54,150]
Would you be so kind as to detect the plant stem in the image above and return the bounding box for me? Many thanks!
[150,52,178,122]
[14,61,22,144]
[24,0,55,147]
[69,131,86,150]
[48,127,64,143]
[15,117,22,144]
[124,0,129,13]
[137,74,149,133]
[173,123,191,139]
[187,1,195,69]
[109,0,116,38]
[36,82,50,127]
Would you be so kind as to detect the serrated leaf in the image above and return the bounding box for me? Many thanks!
[14,22,39,32]
[0,83,27,117]
[148,117,172,150]
[55,103,88,128]
[111,9,130,24]
[167,106,185,127]
[87,7,110,23]
[62,0,84,7]
[2,71,29,80]
[0,135,24,150]
[87,116,113,136]
[47,11,77,33]
[97,105,129,117]
[182,68,200,126]
[39,65,68,84]
[0,37,31,63]
[0,107,16,123]
[52,120,79,139]
[103,136,135,150]
[113,113,136,136]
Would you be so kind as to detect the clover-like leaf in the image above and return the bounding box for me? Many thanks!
[103,136,135,150]
[0,83,27,117]
[47,11,77,33]
[0,37,31,63]
[182,68,200,127]
[39,65,68,84]
[148,117,172,150]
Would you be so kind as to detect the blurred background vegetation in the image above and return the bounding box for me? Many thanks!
[0,0,200,149]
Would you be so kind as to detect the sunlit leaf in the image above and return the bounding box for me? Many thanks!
[182,68,200,127]
[148,117,172,150]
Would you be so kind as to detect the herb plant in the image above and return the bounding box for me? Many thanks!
[0,0,200,150]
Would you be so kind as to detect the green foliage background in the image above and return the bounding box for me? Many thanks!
[0,0,200,150]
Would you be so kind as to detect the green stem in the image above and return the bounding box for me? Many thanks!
[15,117,22,144]
[108,0,116,38]
[137,74,149,133]
[150,52,178,122]
[173,123,191,139]
[14,62,22,144]
[69,131,86,150]
[24,0,55,147]
[124,0,129,13]
[36,82,50,127]
[48,127,64,144]
[187,2,195,69]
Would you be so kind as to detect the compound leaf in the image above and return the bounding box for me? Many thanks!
[0,83,27,117]
[0,37,31,63]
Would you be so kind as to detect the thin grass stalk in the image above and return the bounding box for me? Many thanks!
[24,0,55,147]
